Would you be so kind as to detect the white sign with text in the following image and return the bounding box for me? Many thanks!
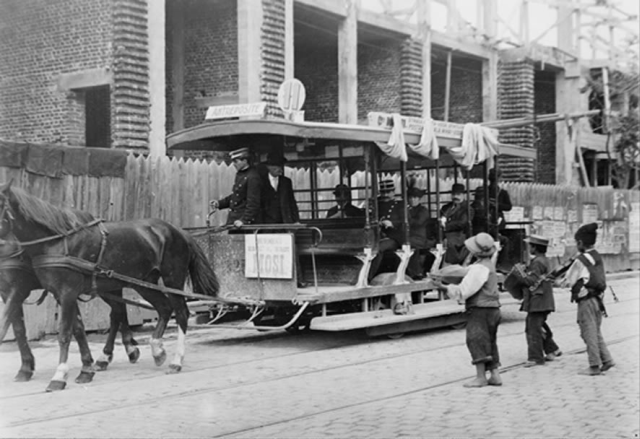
[244,234,294,279]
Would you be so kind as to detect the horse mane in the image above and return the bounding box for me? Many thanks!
[10,186,93,235]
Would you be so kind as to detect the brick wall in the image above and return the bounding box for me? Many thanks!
[357,40,403,121]
[497,59,535,182]
[400,38,423,118]
[295,40,339,122]
[431,55,483,123]
[534,70,557,184]
[261,0,286,118]
[166,0,238,131]
[0,0,113,145]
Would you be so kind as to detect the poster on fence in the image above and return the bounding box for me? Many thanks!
[583,204,599,224]
[531,220,566,257]
[597,221,628,254]
[629,202,640,253]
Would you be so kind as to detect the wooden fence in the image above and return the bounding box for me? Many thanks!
[1,153,638,339]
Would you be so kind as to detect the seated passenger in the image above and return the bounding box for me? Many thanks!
[326,184,365,219]
[368,179,404,282]
[406,186,436,279]
[440,183,474,266]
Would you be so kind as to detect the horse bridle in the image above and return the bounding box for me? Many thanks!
[0,192,15,241]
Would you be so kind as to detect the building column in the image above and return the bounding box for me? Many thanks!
[481,0,497,122]
[238,0,263,103]
[170,0,185,133]
[338,0,358,124]
[148,0,166,156]
[284,0,294,80]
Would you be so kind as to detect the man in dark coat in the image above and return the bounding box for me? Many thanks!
[210,147,262,227]
[326,184,364,219]
[440,183,473,265]
[513,235,562,366]
[406,186,436,279]
[368,179,405,282]
[260,153,300,224]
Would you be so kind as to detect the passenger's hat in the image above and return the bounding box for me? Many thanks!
[464,232,497,257]
[264,152,287,167]
[379,179,395,192]
[229,147,250,160]
[407,187,426,198]
[451,183,466,194]
[575,222,598,246]
[333,184,350,195]
[524,234,549,247]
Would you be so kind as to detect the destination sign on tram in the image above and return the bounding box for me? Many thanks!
[244,234,294,279]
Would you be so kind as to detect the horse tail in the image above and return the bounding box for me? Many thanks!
[185,234,220,297]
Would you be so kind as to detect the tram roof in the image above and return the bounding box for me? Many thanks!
[166,118,537,160]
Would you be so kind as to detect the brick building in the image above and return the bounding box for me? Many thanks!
[0,0,601,184]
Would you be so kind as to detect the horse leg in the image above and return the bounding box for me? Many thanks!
[137,289,171,367]
[46,293,79,392]
[71,304,96,385]
[0,286,36,381]
[96,290,140,370]
[12,301,36,382]
[167,296,189,374]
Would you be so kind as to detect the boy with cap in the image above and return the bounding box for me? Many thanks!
[433,233,502,388]
[210,147,263,227]
[513,235,562,366]
[562,223,615,375]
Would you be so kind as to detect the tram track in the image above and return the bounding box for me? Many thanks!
[2,301,637,431]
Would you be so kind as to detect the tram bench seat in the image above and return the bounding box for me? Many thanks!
[296,219,370,257]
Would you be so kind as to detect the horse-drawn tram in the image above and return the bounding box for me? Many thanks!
[167,113,535,338]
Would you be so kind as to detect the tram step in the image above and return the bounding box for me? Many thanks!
[310,300,464,331]
[309,293,522,332]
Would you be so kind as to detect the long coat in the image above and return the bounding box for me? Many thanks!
[218,166,263,225]
[519,255,556,313]
[261,175,300,224]
[408,204,430,249]
[377,198,405,245]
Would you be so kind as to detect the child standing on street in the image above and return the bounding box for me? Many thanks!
[515,235,562,366]
[562,223,615,376]
[433,232,502,388]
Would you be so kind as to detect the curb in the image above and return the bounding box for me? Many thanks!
[607,270,640,281]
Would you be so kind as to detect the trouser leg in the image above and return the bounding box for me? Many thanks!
[526,312,546,363]
[542,320,560,354]
[578,298,604,367]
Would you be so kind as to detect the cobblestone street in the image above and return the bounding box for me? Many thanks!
[0,274,638,438]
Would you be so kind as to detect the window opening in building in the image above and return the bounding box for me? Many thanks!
[85,85,111,148]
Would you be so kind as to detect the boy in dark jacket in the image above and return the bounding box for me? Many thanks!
[514,235,562,366]
[562,223,615,376]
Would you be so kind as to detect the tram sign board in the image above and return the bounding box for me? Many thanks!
[205,102,267,121]
[244,234,294,279]
[367,112,498,140]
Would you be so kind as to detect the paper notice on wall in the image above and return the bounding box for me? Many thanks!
[583,204,599,224]
[504,206,524,227]
[629,202,640,253]
[567,209,577,223]
[553,207,565,221]
[532,206,543,220]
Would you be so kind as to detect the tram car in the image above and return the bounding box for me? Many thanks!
[167,112,535,337]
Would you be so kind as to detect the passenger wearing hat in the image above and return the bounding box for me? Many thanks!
[440,183,474,265]
[433,232,503,388]
[406,186,437,279]
[368,179,405,282]
[326,184,364,219]
[562,223,615,376]
[260,152,299,224]
[475,168,512,270]
[512,235,562,367]
[210,147,263,227]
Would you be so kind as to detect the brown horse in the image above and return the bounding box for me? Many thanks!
[0,181,220,391]
[0,231,142,383]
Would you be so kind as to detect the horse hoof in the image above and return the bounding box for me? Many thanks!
[14,370,34,382]
[128,347,140,364]
[96,361,109,371]
[46,380,67,392]
[153,351,167,367]
[166,364,182,374]
[75,371,95,384]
